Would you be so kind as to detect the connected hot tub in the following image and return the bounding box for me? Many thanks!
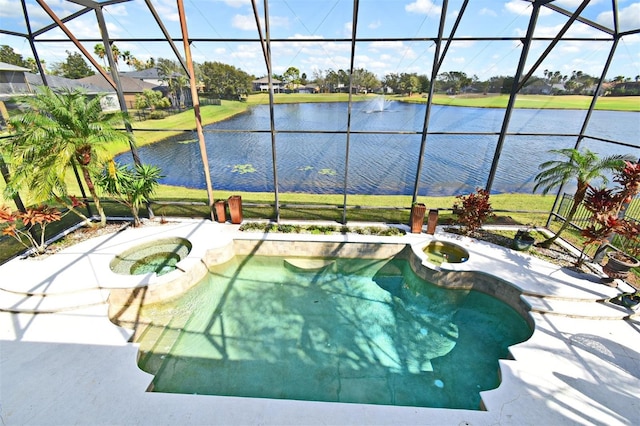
[110,237,192,276]
[423,241,469,265]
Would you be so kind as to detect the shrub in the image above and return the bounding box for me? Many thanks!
[453,188,495,236]
[1,204,62,255]
[149,110,169,120]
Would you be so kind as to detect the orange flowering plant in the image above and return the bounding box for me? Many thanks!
[0,197,83,255]
[579,161,640,265]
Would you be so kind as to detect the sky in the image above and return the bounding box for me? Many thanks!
[0,0,639,82]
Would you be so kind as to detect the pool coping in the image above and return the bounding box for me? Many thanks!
[1,218,639,425]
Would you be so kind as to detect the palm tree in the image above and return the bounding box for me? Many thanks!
[110,44,120,71]
[4,87,131,227]
[98,160,162,227]
[94,43,106,68]
[533,148,632,248]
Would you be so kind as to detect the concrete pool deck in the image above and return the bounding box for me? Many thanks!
[1,219,639,425]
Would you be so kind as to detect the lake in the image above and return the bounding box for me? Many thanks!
[122,101,640,196]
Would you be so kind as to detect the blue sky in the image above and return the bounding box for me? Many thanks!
[1,0,639,81]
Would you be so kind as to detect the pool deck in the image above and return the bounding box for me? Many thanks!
[1,219,639,425]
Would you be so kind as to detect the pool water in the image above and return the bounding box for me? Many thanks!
[110,237,191,276]
[130,252,181,276]
[137,255,531,409]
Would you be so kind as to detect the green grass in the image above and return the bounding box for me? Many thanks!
[402,93,640,111]
[243,92,640,111]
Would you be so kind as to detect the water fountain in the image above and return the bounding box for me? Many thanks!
[366,95,393,113]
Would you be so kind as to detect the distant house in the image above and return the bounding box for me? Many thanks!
[520,80,553,95]
[0,62,110,124]
[295,84,319,94]
[121,67,164,86]
[77,74,158,108]
[0,62,107,100]
[122,68,195,107]
[252,77,282,93]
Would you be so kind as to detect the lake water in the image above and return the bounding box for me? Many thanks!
[123,101,640,196]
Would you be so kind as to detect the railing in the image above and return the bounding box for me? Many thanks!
[552,193,640,256]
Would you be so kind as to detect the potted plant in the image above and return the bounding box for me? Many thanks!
[580,161,640,282]
[610,290,640,310]
[410,202,426,233]
[512,227,536,251]
[621,291,640,310]
[228,195,243,224]
[214,200,227,223]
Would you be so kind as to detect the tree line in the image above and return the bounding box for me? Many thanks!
[2,44,639,98]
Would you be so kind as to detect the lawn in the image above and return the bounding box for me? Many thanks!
[402,93,640,111]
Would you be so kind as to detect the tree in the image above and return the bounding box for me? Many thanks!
[4,87,131,227]
[50,51,95,79]
[157,58,187,106]
[0,45,28,68]
[352,68,380,93]
[94,43,107,68]
[533,148,632,248]
[25,57,43,74]
[382,72,401,93]
[437,71,472,94]
[132,57,155,71]
[200,61,252,99]
[312,69,327,92]
[282,66,301,91]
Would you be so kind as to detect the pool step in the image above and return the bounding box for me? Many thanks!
[0,286,109,314]
[137,313,193,372]
[521,294,634,320]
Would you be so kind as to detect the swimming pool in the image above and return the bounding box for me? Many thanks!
[135,251,531,409]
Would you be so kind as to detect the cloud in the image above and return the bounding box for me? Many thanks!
[151,0,179,22]
[232,14,258,31]
[597,2,640,33]
[368,20,382,30]
[223,0,251,7]
[369,40,405,50]
[0,0,21,18]
[479,8,497,17]
[504,1,552,17]
[405,0,441,17]
[230,44,259,59]
[554,0,603,7]
[232,14,289,31]
[104,4,128,17]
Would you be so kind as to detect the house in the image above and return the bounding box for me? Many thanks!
[295,84,319,94]
[120,67,164,86]
[252,77,282,93]
[0,62,32,100]
[0,62,109,124]
[77,74,158,108]
[520,80,553,95]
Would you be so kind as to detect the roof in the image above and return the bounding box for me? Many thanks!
[121,67,162,80]
[253,77,282,84]
[26,73,108,94]
[77,74,158,93]
[0,71,108,99]
[0,61,30,72]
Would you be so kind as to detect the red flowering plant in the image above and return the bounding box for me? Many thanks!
[579,161,640,266]
[0,197,84,255]
[452,188,495,236]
